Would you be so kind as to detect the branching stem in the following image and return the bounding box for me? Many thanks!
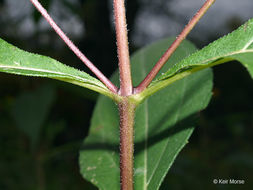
[134,0,216,93]
[113,1,134,190]
[30,0,118,93]
[113,0,133,96]
[31,0,216,190]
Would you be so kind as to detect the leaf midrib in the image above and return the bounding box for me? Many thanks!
[156,49,253,83]
[146,78,186,188]
[0,64,104,87]
[142,101,148,190]
[139,49,148,190]
[146,49,253,99]
[0,63,120,100]
[242,37,253,50]
[192,49,253,68]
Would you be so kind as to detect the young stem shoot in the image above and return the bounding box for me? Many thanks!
[30,0,118,94]
[134,0,216,94]
[113,0,133,96]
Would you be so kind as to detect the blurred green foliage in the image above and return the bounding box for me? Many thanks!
[12,84,56,148]
[0,75,97,190]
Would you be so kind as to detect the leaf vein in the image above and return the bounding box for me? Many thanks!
[147,78,186,186]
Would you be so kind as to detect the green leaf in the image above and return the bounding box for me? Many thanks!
[145,18,253,99]
[79,38,213,190]
[12,84,55,148]
[0,38,116,100]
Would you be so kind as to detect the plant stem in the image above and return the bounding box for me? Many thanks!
[113,1,134,189]
[119,99,135,190]
[113,0,133,96]
[135,0,216,94]
[30,0,118,94]
[113,0,135,189]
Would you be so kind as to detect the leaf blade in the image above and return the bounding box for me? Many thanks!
[152,18,253,93]
[0,38,116,99]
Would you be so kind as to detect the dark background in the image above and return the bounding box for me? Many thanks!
[0,0,253,189]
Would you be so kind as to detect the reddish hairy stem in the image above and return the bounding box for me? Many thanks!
[113,0,134,189]
[113,0,133,96]
[135,0,216,94]
[119,100,135,190]
[30,0,118,94]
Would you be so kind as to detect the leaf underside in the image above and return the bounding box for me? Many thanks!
[0,38,113,98]
[79,38,213,190]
